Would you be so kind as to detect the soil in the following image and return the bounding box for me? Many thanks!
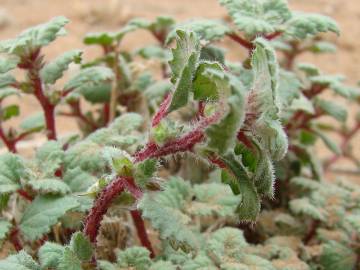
[0,0,359,181]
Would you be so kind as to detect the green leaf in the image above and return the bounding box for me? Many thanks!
[0,87,19,100]
[168,30,200,112]
[38,242,65,269]
[313,130,341,155]
[207,227,248,263]
[316,99,347,122]
[285,12,339,39]
[136,45,170,61]
[220,153,260,222]
[129,16,175,36]
[166,19,230,43]
[206,76,245,154]
[116,247,152,270]
[0,153,25,194]
[0,16,69,55]
[70,232,93,261]
[0,56,19,73]
[200,46,226,64]
[289,197,327,221]
[28,178,70,195]
[19,112,45,133]
[253,147,275,198]
[309,41,336,53]
[57,247,82,270]
[98,261,117,270]
[144,80,172,101]
[109,113,143,135]
[65,66,113,95]
[190,183,239,217]
[1,104,19,120]
[35,140,64,177]
[41,50,82,84]
[193,61,224,101]
[0,251,40,270]
[277,70,302,109]
[138,178,197,253]
[0,219,11,242]
[63,167,96,193]
[83,25,138,46]
[289,94,315,114]
[0,73,16,88]
[134,159,157,189]
[319,241,357,270]
[220,0,291,36]
[19,195,79,241]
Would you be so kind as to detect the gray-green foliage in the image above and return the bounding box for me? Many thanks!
[0,0,359,269]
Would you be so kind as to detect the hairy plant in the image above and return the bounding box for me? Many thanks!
[0,0,359,269]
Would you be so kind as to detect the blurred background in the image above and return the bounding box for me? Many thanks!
[0,0,359,180]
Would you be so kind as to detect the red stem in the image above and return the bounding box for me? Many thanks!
[83,176,155,257]
[9,228,22,251]
[103,103,110,126]
[227,33,254,50]
[130,210,155,258]
[17,189,33,201]
[152,92,172,127]
[0,124,17,153]
[20,49,57,140]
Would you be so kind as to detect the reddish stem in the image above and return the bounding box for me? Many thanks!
[152,92,172,127]
[9,228,23,251]
[134,130,205,163]
[0,125,17,153]
[20,49,57,140]
[237,130,253,149]
[227,33,254,50]
[103,103,110,126]
[17,189,33,201]
[196,101,205,120]
[130,210,155,258]
[264,31,283,40]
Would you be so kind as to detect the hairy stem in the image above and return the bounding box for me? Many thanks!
[83,176,155,256]
[21,49,57,140]
[130,210,155,258]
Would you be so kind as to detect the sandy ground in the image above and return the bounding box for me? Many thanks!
[0,0,359,181]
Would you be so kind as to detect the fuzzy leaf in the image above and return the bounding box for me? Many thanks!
[138,178,196,253]
[289,197,327,221]
[220,153,260,221]
[315,131,341,155]
[57,247,82,270]
[35,140,64,177]
[38,242,65,269]
[65,66,114,95]
[253,149,275,198]
[41,50,82,84]
[190,183,239,217]
[0,153,25,194]
[28,178,70,195]
[0,56,19,73]
[116,247,152,270]
[319,241,357,270]
[69,232,93,261]
[168,30,200,111]
[19,195,79,240]
[0,251,40,270]
[0,87,19,100]
[0,219,11,242]
[0,73,16,88]
[220,0,291,36]
[19,113,45,133]
[167,19,230,43]
[285,12,339,39]
[83,25,138,46]
[316,99,347,122]
[207,227,248,262]
[206,78,245,154]
[200,46,226,64]
[0,16,69,55]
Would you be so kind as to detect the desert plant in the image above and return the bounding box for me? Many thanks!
[0,0,359,269]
